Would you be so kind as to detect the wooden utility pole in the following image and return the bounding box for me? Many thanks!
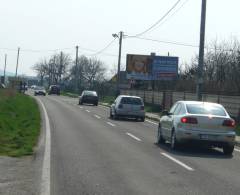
[15,47,20,78]
[3,54,7,84]
[197,0,207,101]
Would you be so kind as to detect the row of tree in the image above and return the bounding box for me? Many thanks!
[33,53,107,93]
[176,39,240,94]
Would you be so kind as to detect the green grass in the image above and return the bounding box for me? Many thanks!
[144,103,162,114]
[100,96,116,105]
[236,125,240,136]
[61,91,79,98]
[0,89,40,157]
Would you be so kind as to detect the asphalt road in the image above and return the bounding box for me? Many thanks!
[38,95,240,195]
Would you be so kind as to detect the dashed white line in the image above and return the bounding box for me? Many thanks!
[86,110,90,113]
[146,119,158,126]
[126,132,142,142]
[234,148,240,153]
[94,114,101,119]
[36,98,51,195]
[107,122,116,127]
[79,106,83,109]
[161,152,194,171]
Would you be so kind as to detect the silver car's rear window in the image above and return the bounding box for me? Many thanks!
[121,97,142,105]
[186,104,226,116]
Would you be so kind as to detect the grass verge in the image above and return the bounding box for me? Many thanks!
[61,91,79,98]
[0,89,40,157]
[236,125,240,136]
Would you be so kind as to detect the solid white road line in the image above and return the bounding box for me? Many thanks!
[126,132,142,142]
[79,106,83,109]
[107,122,116,127]
[146,119,158,126]
[161,152,194,171]
[234,148,240,153]
[37,98,51,195]
[86,110,90,113]
[94,114,101,119]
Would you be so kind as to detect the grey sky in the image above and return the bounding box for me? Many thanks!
[1,0,240,76]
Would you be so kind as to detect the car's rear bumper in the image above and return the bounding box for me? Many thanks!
[176,129,236,145]
[116,110,145,118]
[81,99,98,104]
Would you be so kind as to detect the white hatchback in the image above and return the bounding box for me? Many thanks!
[110,95,145,121]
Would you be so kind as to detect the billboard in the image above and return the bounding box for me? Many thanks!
[126,54,178,80]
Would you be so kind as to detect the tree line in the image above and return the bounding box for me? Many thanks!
[176,38,240,94]
[33,53,108,94]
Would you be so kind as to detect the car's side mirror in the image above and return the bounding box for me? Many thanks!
[162,110,171,116]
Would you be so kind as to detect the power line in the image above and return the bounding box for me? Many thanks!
[134,0,181,37]
[90,38,117,56]
[126,36,234,52]
[147,0,190,34]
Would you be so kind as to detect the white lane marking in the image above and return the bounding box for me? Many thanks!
[86,110,90,113]
[146,119,158,126]
[79,106,83,109]
[36,98,51,195]
[234,148,240,153]
[94,114,101,119]
[126,132,142,142]
[161,152,194,171]
[107,122,116,127]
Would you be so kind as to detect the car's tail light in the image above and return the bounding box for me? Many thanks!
[222,119,235,127]
[141,105,144,110]
[118,104,123,109]
[181,117,198,124]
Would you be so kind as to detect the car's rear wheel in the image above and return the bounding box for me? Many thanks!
[170,130,179,150]
[110,110,113,119]
[157,124,165,144]
[140,117,145,122]
[95,102,98,106]
[223,145,234,155]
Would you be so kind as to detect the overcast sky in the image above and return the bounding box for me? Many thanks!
[1,0,240,76]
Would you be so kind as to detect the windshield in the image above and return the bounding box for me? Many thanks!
[84,91,97,96]
[186,103,227,116]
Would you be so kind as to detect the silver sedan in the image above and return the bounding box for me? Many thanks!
[157,101,236,155]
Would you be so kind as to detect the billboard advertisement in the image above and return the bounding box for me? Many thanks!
[126,54,178,80]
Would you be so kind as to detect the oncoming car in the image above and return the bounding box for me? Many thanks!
[110,95,145,121]
[157,101,236,155]
[34,86,46,96]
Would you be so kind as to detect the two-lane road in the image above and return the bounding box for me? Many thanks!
[38,95,240,195]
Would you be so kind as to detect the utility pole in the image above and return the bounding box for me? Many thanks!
[116,31,123,95]
[15,47,20,78]
[3,54,7,84]
[75,46,79,92]
[59,51,63,83]
[197,0,207,101]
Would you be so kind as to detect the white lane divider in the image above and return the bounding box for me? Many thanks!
[79,106,83,109]
[107,122,116,127]
[86,110,90,113]
[126,132,142,142]
[146,119,158,126]
[234,148,240,153]
[94,114,101,119]
[161,152,194,171]
[36,98,51,195]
